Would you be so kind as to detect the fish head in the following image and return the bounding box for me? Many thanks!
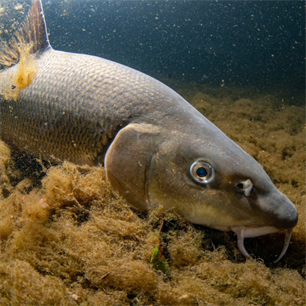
[148,130,297,228]
[147,126,298,261]
[105,119,297,261]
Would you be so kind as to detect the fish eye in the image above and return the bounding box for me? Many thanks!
[190,161,215,184]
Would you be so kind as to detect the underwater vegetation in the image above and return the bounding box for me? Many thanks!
[0,87,305,305]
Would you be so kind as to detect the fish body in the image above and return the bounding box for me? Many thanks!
[1,48,187,166]
[0,0,298,261]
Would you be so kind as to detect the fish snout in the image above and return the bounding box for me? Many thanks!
[275,203,298,229]
[233,188,299,262]
[231,188,298,262]
[265,191,298,230]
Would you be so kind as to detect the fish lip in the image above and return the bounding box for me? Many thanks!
[231,225,280,238]
[231,225,294,263]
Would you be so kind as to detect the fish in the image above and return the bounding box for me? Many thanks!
[0,0,298,262]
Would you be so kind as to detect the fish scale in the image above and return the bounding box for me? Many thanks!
[1,47,177,164]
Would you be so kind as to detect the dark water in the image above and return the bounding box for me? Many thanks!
[1,0,305,103]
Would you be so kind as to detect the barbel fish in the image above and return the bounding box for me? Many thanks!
[0,0,298,261]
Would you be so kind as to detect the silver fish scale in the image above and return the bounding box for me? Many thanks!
[0,48,179,165]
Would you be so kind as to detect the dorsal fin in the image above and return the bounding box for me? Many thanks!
[0,0,50,68]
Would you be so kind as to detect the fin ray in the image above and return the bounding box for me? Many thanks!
[0,0,50,67]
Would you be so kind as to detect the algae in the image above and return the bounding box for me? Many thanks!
[13,42,37,89]
[0,87,305,305]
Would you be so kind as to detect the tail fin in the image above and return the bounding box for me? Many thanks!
[0,0,50,68]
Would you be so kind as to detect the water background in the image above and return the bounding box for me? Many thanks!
[0,0,305,104]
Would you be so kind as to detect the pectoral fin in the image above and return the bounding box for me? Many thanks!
[104,123,162,211]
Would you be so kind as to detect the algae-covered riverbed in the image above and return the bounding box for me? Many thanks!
[0,86,305,305]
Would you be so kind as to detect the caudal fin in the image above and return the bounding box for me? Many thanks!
[0,0,50,67]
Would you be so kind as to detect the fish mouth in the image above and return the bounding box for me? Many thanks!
[231,226,293,263]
